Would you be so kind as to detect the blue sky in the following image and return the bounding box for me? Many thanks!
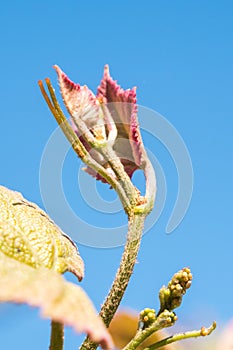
[0,1,233,349]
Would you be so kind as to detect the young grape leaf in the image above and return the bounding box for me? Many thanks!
[0,253,113,350]
[0,185,84,280]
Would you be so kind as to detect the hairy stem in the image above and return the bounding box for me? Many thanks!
[49,321,64,350]
[80,212,146,350]
[100,213,145,325]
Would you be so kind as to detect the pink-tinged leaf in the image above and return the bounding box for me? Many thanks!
[97,65,137,108]
[0,254,113,350]
[97,65,144,176]
[54,65,97,118]
[0,185,84,281]
[54,67,111,183]
[54,65,106,142]
[54,65,145,183]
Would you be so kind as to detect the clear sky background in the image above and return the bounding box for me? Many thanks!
[0,1,233,349]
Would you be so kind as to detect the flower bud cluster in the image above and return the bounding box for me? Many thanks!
[159,267,192,312]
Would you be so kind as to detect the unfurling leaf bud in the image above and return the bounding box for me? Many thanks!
[159,267,192,313]
[139,308,156,329]
[54,65,146,185]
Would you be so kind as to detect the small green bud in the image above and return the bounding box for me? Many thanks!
[139,308,156,329]
[156,310,177,328]
[159,285,171,311]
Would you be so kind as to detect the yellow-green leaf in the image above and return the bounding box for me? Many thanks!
[0,253,113,350]
[0,185,84,280]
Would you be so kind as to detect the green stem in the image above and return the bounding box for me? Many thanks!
[80,212,146,350]
[49,321,64,350]
[142,321,217,350]
[122,311,176,350]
